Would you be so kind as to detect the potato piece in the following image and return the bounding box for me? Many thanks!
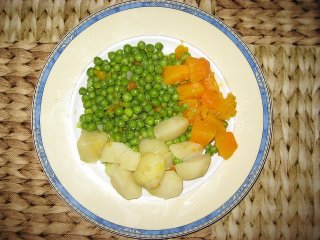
[104,163,119,177]
[120,149,141,171]
[110,166,142,200]
[139,138,172,170]
[139,138,169,154]
[133,153,165,189]
[101,142,128,163]
[154,116,189,141]
[169,141,203,161]
[149,171,183,199]
[77,130,108,163]
[175,154,211,180]
[162,151,173,170]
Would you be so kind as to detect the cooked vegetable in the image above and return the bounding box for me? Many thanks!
[177,82,204,100]
[202,72,219,91]
[169,141,203,161]
[154,116,189,141]
[163,65,190,84]
[190,118,216,146]
[175,154,211,180]
[139,138,169,154]
[149,171,183,199]
[139,138,173,170]
[104,163,119,177]
[215,131,238,160]
[77,42,238,200]
[175,45,189,59]
[109,166,142,200]
[186,57,211,82]
[120,148,141,171]
[77,130,108,163]
[101,142,128,163]
[133,153,165,189]
[201,90,237,120]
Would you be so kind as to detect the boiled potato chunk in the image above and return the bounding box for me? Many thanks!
[175,154,211,180]
[139,138,173,170]
[104,163,119,177]
[139,138,169,154]
[162,151,173,170]
[109,166,142,200]
[77,130,108,163]
[169,141,203,161]
[120,149,141,171]
[149,171,183,199]
[154,116,189,141]
[101,142,128,163]
[133,153,165,189]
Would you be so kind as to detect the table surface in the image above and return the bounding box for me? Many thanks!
[0,0,319,239]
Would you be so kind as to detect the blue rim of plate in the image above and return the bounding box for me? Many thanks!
[32,0,273,238]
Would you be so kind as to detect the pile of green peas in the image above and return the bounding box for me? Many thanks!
[78,41,189,151]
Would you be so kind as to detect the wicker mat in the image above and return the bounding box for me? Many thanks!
[0,0,320,239]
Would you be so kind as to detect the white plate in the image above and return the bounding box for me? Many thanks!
[32,1,272,238]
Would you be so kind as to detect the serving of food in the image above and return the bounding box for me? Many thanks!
[76,42,238,200]
[33,1,272,238]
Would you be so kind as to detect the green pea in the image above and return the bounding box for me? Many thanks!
[128,120,137,130]
[131,88,139,96]
[79,87,87,95]
[133,106,142,114]
[115,107,124,116]
[87,123,96,131]
[94,56,102,65]
[138,41,146,50]
[127,131,135,140]
[124,108,133,117]
[147,127,155,137]
[155,42,163,51]
[162,93,171,102]
[124,44,132,53]
[122,92,133,102]
[146,44,155,52]
[145,116,155,126]
[87,67,95,77]
[131,146,139,152]
[173,157,183,165]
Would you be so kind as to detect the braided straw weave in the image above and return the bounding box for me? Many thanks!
[0,0,320,239]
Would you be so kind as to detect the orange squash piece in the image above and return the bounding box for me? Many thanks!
[175,45,189,59]
[201,90,237,120]
[204,113,225,133]
[163,65,190,84]
[186,57,211,82]
[179,99,200,124]
[215,131,238,160]
[190,118,216,146]
[177,82,204,100]
[202,72,219,91]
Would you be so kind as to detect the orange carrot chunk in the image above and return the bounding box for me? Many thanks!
[190,118,216,146]
[175,45,189,59]
[186,57,211,82]
[163,65,190,84]
[215,131,238,160]
[204,113,226,133]
[202,71,219,91]
[177,82,204,100]
[201,90,237,120]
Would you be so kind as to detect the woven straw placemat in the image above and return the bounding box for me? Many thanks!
[0,0,319,239]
